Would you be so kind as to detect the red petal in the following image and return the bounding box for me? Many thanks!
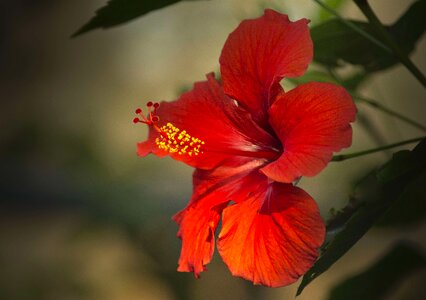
[190,157,266,205]
[137,73,278,169]
[261,82,356,183]
[174,200,228,277]
[174,163,266,277]
[137,135,167,157]
[217,182,325,287]
[220,9,313,128]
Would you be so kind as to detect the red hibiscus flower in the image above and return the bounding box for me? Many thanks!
[134,9,356,287]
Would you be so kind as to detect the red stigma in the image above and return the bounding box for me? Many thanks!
[133,101,160,126]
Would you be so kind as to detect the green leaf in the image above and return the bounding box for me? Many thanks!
[311,19,387,71]
[375,140,426,227]
[378,170,426,227]
[377,140,426,183]
[296,138,426,296]
[318,0,347,22]
[72,0,198,37]
[341,71,368,90]
[311,0,426,72]
[286,70,338,85]
[287,68,368,91]
[328,241,426,300]
[391,0,426,55]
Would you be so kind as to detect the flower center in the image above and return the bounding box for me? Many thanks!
[133,102,205,156]
[155,122,205,156]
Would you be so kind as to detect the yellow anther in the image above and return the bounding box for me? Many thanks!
[155,123,205,157]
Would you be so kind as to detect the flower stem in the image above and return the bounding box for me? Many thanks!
[352,94,426,132]
[326,68,426,132]
[353,0,426,88]
[332,137,425,161]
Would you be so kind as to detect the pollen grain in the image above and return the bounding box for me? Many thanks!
[155,122,205,156]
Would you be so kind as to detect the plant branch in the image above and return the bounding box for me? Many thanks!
[352,94,426,131]
[332,137,425,161]
[353,0,426,87]
[326,68,426,132]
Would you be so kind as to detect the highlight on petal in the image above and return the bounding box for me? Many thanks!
[136,73,278,169]
[174,163,267,277]
[261,82,356,183]
[220,9,313,128]
[217,181,325,287]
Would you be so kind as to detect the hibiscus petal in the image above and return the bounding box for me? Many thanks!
[190,157,266,205]
[174,200,228,277]
[261,82,356,183]
[217,182,325,287]
[174,164,266,277]
[137,73,278,169]
[220,9,313,128]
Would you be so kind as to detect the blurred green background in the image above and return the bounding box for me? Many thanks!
[1,0,425,299]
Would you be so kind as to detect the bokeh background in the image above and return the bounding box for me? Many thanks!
[1,0,425,299]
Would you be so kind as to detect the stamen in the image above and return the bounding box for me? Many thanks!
[134,101,205,157]
[155,123,205,156]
